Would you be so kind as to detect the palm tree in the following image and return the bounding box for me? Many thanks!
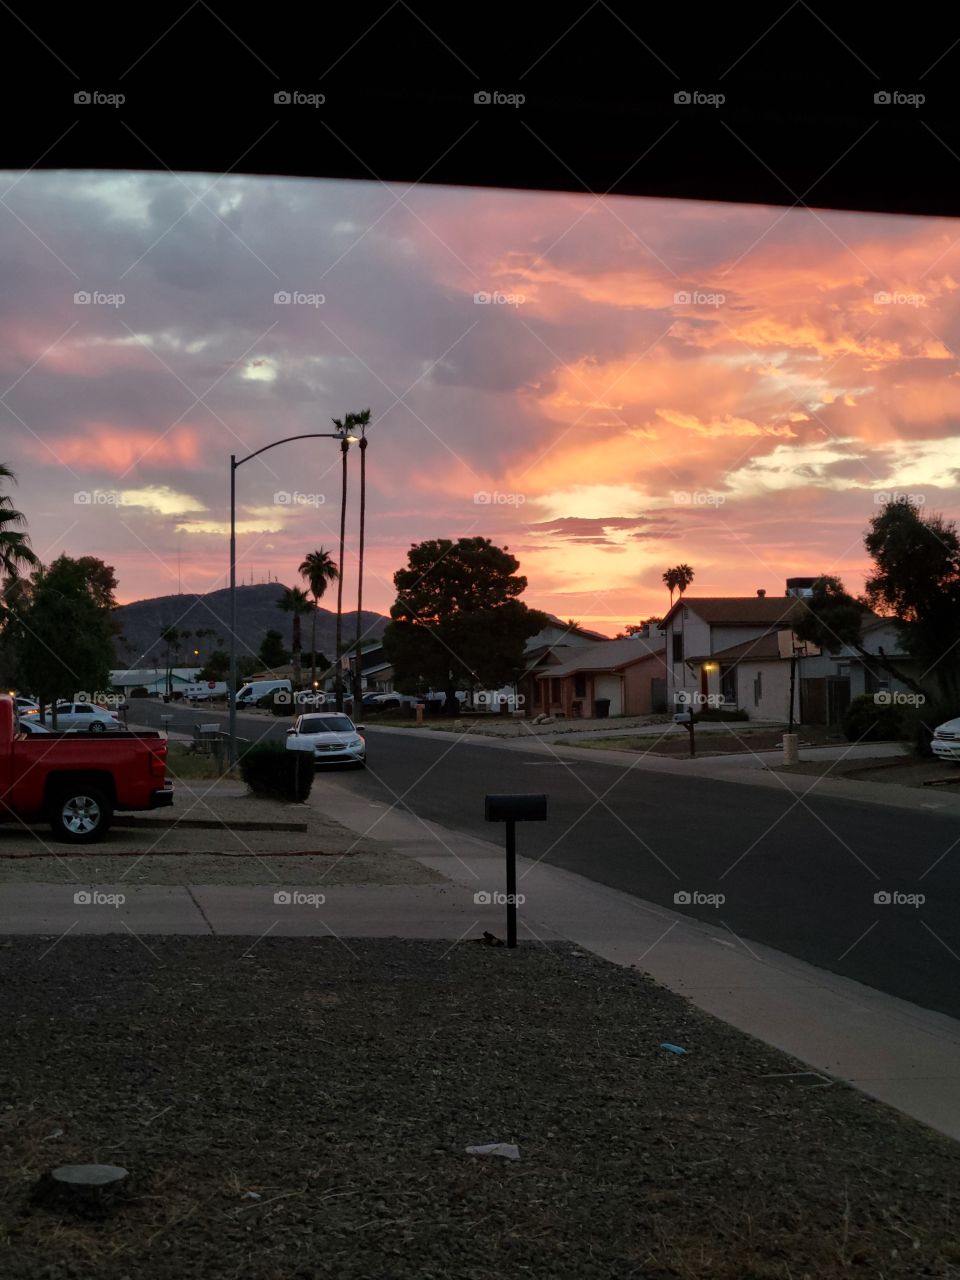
[0,466,39,607]
[663,564,695,607]
[277,586,312,689]
[299,548,339,690]
[159,625,180,697]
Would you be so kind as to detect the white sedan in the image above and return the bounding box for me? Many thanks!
[48,702,121,732]
[932,716,960,762]
[285,713,366,767]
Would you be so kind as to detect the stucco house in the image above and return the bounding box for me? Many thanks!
[533,636,667,718]
[661,591,804,718]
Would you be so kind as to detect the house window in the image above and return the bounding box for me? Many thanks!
[753,671,762,706]
[573,672,586,697]
[672,634,683,663]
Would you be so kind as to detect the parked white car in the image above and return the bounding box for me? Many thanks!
[236,679,292,708]
[14,697,39,719]
[48,702,121,732]
[285,712,366,767]
[931,716,960,762]
[18,716,53,735]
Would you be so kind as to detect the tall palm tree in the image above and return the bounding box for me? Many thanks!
[0,466,39,604]
[299,548,339,690]
[663,564,695,607]
[277,586,312,689]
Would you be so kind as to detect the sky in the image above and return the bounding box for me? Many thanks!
[1,169,959,633]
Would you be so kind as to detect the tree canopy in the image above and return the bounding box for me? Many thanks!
[383,537,548,707]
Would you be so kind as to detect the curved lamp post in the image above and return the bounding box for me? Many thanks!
[228,430,356,761]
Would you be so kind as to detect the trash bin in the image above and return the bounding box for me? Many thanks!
[595,698,610,719]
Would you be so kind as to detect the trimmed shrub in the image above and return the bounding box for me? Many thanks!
[696,706,749,722]
[239,742,314,802]
[129,686,150,698]
[841,693,905,743]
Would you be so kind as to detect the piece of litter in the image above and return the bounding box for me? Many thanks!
[42,1128,64,1141]
[241,1191,262,1200]
[465,1143,521,1160]
[660,1043,688,1055]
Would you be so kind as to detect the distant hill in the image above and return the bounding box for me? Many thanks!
[113,583,389,668]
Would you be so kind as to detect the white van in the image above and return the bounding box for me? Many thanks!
[184,681,228,702]
[235,679,292,708]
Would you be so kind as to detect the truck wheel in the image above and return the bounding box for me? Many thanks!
[49,787,113,843]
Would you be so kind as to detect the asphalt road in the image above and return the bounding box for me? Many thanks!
[131,703,960,1020]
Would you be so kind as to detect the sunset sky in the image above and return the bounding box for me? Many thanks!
[2,170,959,632]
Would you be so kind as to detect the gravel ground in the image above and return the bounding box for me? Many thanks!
[1,937,959,1279]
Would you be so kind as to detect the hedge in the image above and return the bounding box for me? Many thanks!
[239,742,314,802]
[841,693,905,743]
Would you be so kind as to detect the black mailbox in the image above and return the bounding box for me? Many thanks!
[484,793,547,823]
[482,794,548,948]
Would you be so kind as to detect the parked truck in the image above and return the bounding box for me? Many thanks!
[0,696,172,843]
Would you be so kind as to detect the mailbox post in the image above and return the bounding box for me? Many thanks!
[674,705,695,757]
[483,793,547,947]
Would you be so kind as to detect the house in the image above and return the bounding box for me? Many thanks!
[534,636,667,719]
[110,667,201,695]
[515,616,612,713]
[662,591,805,718]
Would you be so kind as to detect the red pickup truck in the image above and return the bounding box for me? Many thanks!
[0,697,173,843]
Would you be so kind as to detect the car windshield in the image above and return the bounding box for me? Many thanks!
[298,716,354,734]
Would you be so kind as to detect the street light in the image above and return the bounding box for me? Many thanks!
[228,430,356,762]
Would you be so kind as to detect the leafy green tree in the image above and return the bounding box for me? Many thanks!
[258,628,289,670]
[383,537,549,710]
[277,586,312,687]
[299,548,339,689]
[198,649,230,681]
[864,500,960,708]
[16,556,116,725]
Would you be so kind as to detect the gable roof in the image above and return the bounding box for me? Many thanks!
[663,596,805,626]
[689,632,785,664]
[538,614,610,642]
[536,637,666,678]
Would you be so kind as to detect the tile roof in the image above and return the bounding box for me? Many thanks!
[535,637,666,678]
[665,596,805,625]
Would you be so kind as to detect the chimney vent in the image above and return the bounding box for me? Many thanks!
[756,589,766,598]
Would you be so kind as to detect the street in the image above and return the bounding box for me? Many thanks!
[130,703,960,1020]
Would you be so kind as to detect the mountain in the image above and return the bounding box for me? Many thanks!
[112,583,389,669]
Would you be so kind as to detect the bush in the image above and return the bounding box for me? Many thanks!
[239,742,314,802]
[841,693,905,743]
[129,686,150,698]
[271,695,295,717]
[696,706,749,722]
